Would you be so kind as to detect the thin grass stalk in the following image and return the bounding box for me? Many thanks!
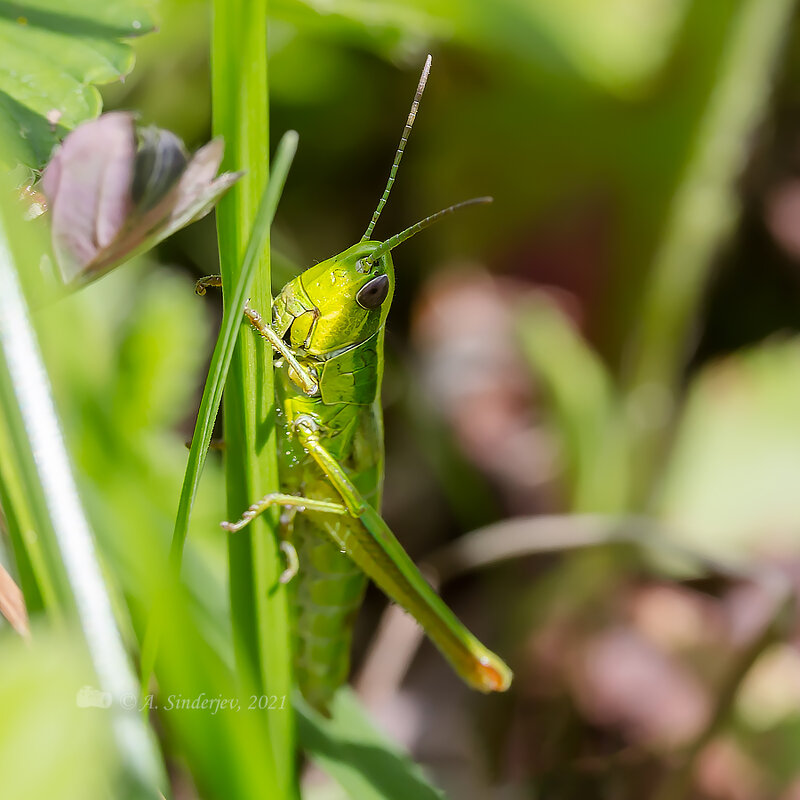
[212,0,297,796]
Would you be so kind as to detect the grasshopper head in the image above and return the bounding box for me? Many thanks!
[271,56,489,359]
[274,241,395,356]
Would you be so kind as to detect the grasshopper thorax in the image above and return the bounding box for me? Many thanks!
[272,241,395,357]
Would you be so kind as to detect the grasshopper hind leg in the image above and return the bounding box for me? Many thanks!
[293,417,513,694]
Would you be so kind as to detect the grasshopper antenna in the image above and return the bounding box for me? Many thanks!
[361,54,432,242]
[366,196,493,263]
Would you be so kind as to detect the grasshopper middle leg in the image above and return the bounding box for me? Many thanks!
[222,493,347,533]
[223,493,348,583]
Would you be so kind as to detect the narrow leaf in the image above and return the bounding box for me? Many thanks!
[0,177,166,795]
[139,130,298,687]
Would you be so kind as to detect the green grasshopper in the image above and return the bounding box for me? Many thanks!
[200,56,511,713]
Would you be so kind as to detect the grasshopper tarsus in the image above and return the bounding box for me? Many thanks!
[195,274,222,295]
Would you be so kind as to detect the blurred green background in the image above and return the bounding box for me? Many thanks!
[6,0,800,798]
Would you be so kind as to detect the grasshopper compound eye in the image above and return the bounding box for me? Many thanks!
[356,274,390,309]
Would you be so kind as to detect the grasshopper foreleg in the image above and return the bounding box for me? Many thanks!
[194,274,319,396]
[241,303,319,396]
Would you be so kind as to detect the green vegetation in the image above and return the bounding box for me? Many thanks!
[3,1,800,798]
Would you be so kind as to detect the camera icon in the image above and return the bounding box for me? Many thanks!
[76,685,112,709]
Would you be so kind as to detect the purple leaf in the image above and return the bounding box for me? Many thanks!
[41,113,242,286]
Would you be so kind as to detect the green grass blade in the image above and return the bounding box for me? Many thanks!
[296,689,445,800]
[213,0,297,795]
[171,130,297,570]
[139,130,298,688]
[0,181,166,796]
